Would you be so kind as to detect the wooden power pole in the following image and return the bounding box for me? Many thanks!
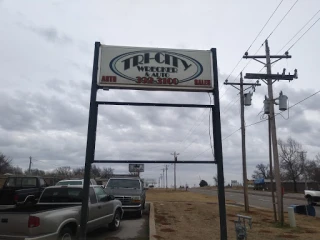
[224,73,260,212]
[244,39,298,224]
[171,151,179,190]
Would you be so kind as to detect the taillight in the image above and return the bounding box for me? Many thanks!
[14,195,18,202]
[28,216,40,228]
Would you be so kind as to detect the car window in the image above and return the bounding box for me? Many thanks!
[93,187,107,202]
[22,178,37,187]
[89,188,97,204]
[39,188,83,203]
[5,178,16,187]
[107,179,141,189]
[39,179,46,187]
[56,181,83,186]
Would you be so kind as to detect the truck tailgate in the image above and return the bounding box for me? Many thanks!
[0,213,30,236]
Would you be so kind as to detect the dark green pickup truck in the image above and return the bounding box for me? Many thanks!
[0,176,48,209]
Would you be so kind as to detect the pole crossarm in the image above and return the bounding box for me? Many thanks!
[224,82,261,86]
[244,72,297,81]
[96,101,213,108]
[93,160,217,164]
[243,55,291,59]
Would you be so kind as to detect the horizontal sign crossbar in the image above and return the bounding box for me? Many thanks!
[93,160,217,164]
[96,101,214,108]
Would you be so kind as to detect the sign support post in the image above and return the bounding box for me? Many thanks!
[79,42,100,240]
[79,42,227,240]
[211,48,227,240]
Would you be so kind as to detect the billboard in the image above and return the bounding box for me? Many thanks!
[97,45,213,92]
[129,164,145,173]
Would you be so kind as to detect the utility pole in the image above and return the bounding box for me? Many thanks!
[171,152,179,191]
[268,116,277,222]
[28,156,32,175]
[224,73,260,213]
[244,39,298,225]
[298,151,308,189]
[160,174,163,188]
[162,168,165,188]
[165,165,168,189]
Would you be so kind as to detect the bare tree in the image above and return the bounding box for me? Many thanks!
[7,166,23,175]
[91,165,101,178]
[305,155,320,184]
[252,163,270,179]
[54,166,73,178]
[101,167,114,179]
[24,168,46,176]
[73,167,84,177]
[0,152,13,174]
[278,137,303,193]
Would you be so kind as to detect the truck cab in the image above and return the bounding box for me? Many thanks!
[104,177,146,218]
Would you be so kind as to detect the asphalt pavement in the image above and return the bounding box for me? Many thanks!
[87,204,149,240]
[191,188,320,217]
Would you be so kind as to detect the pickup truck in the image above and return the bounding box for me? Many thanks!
[0,176,48,209]
[0,185,123,240]
[305,189,320,205]
[105,177,146,218]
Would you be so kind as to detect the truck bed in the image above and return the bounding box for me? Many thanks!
[0,203,81,213]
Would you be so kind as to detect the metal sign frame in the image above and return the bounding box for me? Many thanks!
[79,42,227,240]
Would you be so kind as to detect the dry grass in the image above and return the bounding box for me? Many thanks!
[147,189,320,240]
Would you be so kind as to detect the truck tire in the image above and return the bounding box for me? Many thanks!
[136,207,143,218]
[58,227,74,240]
[108,210,121,231]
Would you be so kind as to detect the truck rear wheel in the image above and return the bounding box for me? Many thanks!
[59,227,74,240]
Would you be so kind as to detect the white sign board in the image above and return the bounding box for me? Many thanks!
[97,45,214,92]
[129,164,145,173]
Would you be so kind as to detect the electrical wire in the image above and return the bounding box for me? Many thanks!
[247,0,284,52]
[224,0,284,82]
[266,0,299,40]
[287,16,320,51]
[277,9,320,54]
[191,90,320,160]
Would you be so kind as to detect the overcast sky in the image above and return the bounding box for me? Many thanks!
[1,0,320,187]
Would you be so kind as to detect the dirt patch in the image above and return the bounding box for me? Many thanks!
[277,234,299,238]
[160,228,175,232]
[148,189,320,240]
[153,235,164,239]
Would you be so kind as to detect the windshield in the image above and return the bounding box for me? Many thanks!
[107,179,141,189]
[39,188,83,203]
[56,181,83,186]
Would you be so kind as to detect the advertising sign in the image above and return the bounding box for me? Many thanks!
[97,45,213,91]
[129,164,145,173]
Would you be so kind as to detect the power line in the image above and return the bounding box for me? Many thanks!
[287,16,320,51]
[191,90,320,160]
[247,0,284,51]
[266,0,299,40]
[277,9,320,54]
[224,0,284,81]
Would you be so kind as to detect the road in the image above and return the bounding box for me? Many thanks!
[87,204,149,240]
[191,188,320,217]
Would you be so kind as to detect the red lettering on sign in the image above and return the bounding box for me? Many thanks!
[194,80,211,85]
[102,76,117,83]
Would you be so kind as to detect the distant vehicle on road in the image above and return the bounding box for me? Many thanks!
[0,176,48,210]
[305,189,320,205]
[55,178,97,186]
[105,177,147,218]
[0,185,123,240]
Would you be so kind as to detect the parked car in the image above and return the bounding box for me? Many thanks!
[105,177,147,218]
[304,189,320,205]
[0,185,123,240]
[0,176,48,210]
[55,178,97,186]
